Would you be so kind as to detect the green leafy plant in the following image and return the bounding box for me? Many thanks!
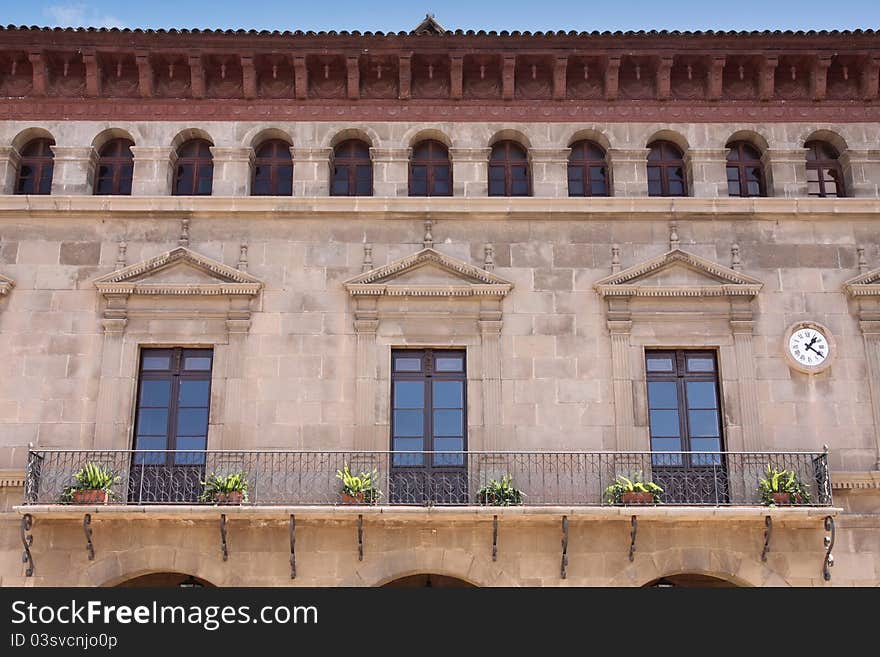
[336,465,381,503]
[477,475,525,506]
[61,462,120,503]
[757,465,811,505]
[199,471,249,503]
[603,472,663,504]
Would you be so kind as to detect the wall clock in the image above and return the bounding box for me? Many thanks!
[783,321,835,374]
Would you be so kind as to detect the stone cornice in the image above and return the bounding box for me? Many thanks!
[344,247,513,298]
[0,272,14,295]
[594,248,763,299]
[0,470,25,488]
[831,471,880,490]
[843,266,880,297]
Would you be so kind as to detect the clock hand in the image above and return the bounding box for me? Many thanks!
[805,343,824,356]
[804,336,818,349]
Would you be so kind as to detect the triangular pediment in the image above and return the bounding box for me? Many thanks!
[411,14,446,35]
[344,248,512,297]
[0,272,14,295]
[93,247,263,297]
[843,267,880,297]
[594,249,763,298]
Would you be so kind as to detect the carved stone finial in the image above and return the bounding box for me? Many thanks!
[669,221,680,250]
[179,219,190,247]
[484,244,495,271]
[238,243,249,272]
[857,245,868,273]
[731,243,742,271]
[362,243,373,273]
[611,244,621,273]
[115,240,127,270]
[423,219,434,249]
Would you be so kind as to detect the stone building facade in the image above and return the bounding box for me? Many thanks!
[0,19,878,587]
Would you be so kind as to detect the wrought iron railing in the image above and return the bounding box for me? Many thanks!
[24,449,833,507]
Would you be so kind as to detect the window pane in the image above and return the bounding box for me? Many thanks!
[568,177,584,196]
[37,166,53,194]
[177,408,209,436]
[433,410,463,436]
[392,438,424,465]
[137,408,168,435]
[686,381,717,409]
[488,179,505,196]
[140,380,171,406]
[648,180,662,196]
[649,409,680,437]
[134,435,167,463]
[689,437,721,452]
[650,437,683,466]
[174,436,207,464]
[489,166,505,181]
[184,356,212,371]
[512,179,529,195]
[433,437,464,465]
[668,179,684,195]
[394,357,421,372]
[393,410,424,437]
[688,410,719,437]
[432,179,450,195]
[686,356,715,372]
[728,181,741,196]
[142,355,170,370]
[179,380,210,406]
[394,381,424,409]
[435,357,463,372]
[647,381,678,409]
[410,179,427,195]
[433,381,463,408]
[746,180,760,196]
[646,356,674,372]
[411,165,427,181]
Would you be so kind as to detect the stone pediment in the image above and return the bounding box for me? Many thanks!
[0,272,14,295]
[93,247,263,297]
[344,248,513,298]
[593,249,763,299]
[843,267,880,297]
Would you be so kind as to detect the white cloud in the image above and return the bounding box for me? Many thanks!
[44,3,126,29]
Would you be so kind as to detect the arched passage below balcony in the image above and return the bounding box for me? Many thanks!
[381,574,477,588]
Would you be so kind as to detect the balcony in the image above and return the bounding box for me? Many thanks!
[23,449,833,508]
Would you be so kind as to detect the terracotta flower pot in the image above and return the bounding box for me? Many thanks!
[214,491,243,505]
[771,492,792,505]
[71,489,109,505]
[341,491,366,504]
[621,491,655,505]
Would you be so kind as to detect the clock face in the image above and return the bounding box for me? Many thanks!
[787,326,830,369]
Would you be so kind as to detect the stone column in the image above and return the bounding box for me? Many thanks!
[839,149,880,198]
[94,296,128,448]
[0,147,20,194]
[220,321,248,450]
[479,312,503,451]
[730,313,761,452]
[353,305,379,450]
[130,146,173,196]
[607,300,637,450]
[49,146,96,195]
[764,147,809,197]
[210,146,254,196]
[684,148,729,198]
[449,147,491,197]
[606,148,649,197]
[858,319,880,469]
[529,148,570,197]
[292,147,332,196]
[370,147,411,197]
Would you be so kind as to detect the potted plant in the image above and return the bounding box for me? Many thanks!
[199,471,249,505]
[61,462,120,504]
[603,472,663,505]
[477,474,524,506]
[336,465,381,504]
[757,465,812,506]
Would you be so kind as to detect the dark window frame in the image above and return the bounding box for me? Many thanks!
[805,140,846,198]
[331,139,373,196]
[94,138,135,196]
[567,140,610,197]
[173,139,214,196]
[409,140,452,197]
[647,140,688,197]
[251,139,293,196]
[15,138,55,195]
[488,140,531,197]
[725,140,767,198]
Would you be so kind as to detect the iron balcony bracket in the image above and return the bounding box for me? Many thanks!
[84,513,95,561]
[289,514,296,579]
[628,515,638,562]
[220,513,228,562]
[823,515,835,581]
[560,515,569,579]
[357,514,364,562]
[492,515,498,562]
[761,515,772,562]
[20,513,34,577]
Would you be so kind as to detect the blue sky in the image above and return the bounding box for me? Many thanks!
[5,0,880,32]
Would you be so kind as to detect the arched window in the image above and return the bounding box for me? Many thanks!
[252,140,293,196]
[568,140,609,197]
[409,140,451,196]
[15,138,55,195]
[726,141,766,198]
[489,140,530,196]
[805,141,845,197]
[331,139,372,196]
[647,140,687,197]
[94,138,134,195]
[173,139,213,196]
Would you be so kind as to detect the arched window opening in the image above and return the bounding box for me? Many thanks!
[805,140,845,198]
[409,140,451,196]
[726,141,766,198]
[15,138,55,195]
[568,140,610,197]
[94,138,134,195]
[647,140,687,197]
[252,140,293,196]
[173,139,213,196]
[331,139,372,196]
[489,140,530,197]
